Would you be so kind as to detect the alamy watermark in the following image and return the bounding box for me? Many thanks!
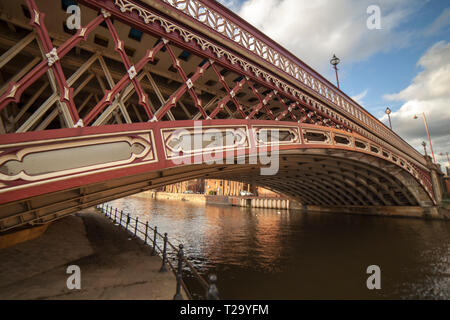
[66,265,81,290]
[66,5,81,30]
[366,265,381,290]
[367,5,381,30]
[168,122,280,176]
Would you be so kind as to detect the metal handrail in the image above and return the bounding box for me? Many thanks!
[96,203,219,300]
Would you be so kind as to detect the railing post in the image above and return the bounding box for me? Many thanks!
[151,226,158,256]
[159,233,168,272]
[134,216,139,236]
[114,208,117,223]
[206,274,220,300]
[144,222,149,244]
[173,244,184,300]
[126,213,130,231]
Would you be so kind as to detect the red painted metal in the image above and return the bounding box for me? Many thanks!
[26,0,78,124]
[105,17,154,119]
[246,81,275,121]
[83,40,165,125]
[164,43,208,119]
[209,63,246,119]
[0,0,107,123]
[154,58,211,121]
[275,95,297,121]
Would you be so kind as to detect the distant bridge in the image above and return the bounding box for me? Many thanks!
[0,0,445,231]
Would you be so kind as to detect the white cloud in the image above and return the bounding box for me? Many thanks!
[381,41,450,170]
[351,89,368,104]
[424,8,450,36]
[236,0,419,74]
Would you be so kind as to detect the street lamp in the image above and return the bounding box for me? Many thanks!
[439,152,450,167]
[414,112,436,163]
[422,141,427,156]
[330,54,340,89]
[385,107,392,129]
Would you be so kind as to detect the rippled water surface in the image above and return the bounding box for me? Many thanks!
[107,196,449,299]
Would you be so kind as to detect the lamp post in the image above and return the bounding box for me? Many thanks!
[414,112,436,163]
[422,141,427,156]
[385,107,392,129]
[439,152,450,167]
[330,54,340,89]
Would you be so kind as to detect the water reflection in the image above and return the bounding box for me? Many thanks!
[107,196,449,299]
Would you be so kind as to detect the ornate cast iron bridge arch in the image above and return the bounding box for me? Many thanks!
[0,0,439,230]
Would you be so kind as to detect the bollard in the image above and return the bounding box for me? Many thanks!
[105,205,108,216]
[114,208,117,223]
[159,233,168,272]
[126,213,130,231]
[144,222,149,244]
[151,226,158,256]
[173,244,184,300]
[134,216,139,236]
[119,210,123,227]
[206,274,220,300]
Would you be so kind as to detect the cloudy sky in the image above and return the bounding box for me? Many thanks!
[218,0,450,169]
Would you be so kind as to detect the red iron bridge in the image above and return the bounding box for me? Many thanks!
[0,0,446,231]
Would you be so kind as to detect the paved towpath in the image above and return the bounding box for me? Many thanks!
[0,208,178,299]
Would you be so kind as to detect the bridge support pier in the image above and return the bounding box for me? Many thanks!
[289,196,448,219]
[426,156,445,205]
[292,205,447,219]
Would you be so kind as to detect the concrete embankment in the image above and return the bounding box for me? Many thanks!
[133,191,291,209]
[0,208,178,299]
[132,191,449,219]
[290,204,450,220]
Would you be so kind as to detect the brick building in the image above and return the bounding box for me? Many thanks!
[160,179,279,197]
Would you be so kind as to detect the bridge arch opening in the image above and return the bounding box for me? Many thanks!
[156,150,430,208]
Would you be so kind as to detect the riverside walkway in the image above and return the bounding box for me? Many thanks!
[0,208,178,299]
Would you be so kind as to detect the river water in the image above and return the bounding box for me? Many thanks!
[107,196,449,300]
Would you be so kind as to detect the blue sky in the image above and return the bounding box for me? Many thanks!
[342,0,450,116]
[219,0,450,168]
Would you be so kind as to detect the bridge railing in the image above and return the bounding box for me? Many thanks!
[96,203,219,300]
